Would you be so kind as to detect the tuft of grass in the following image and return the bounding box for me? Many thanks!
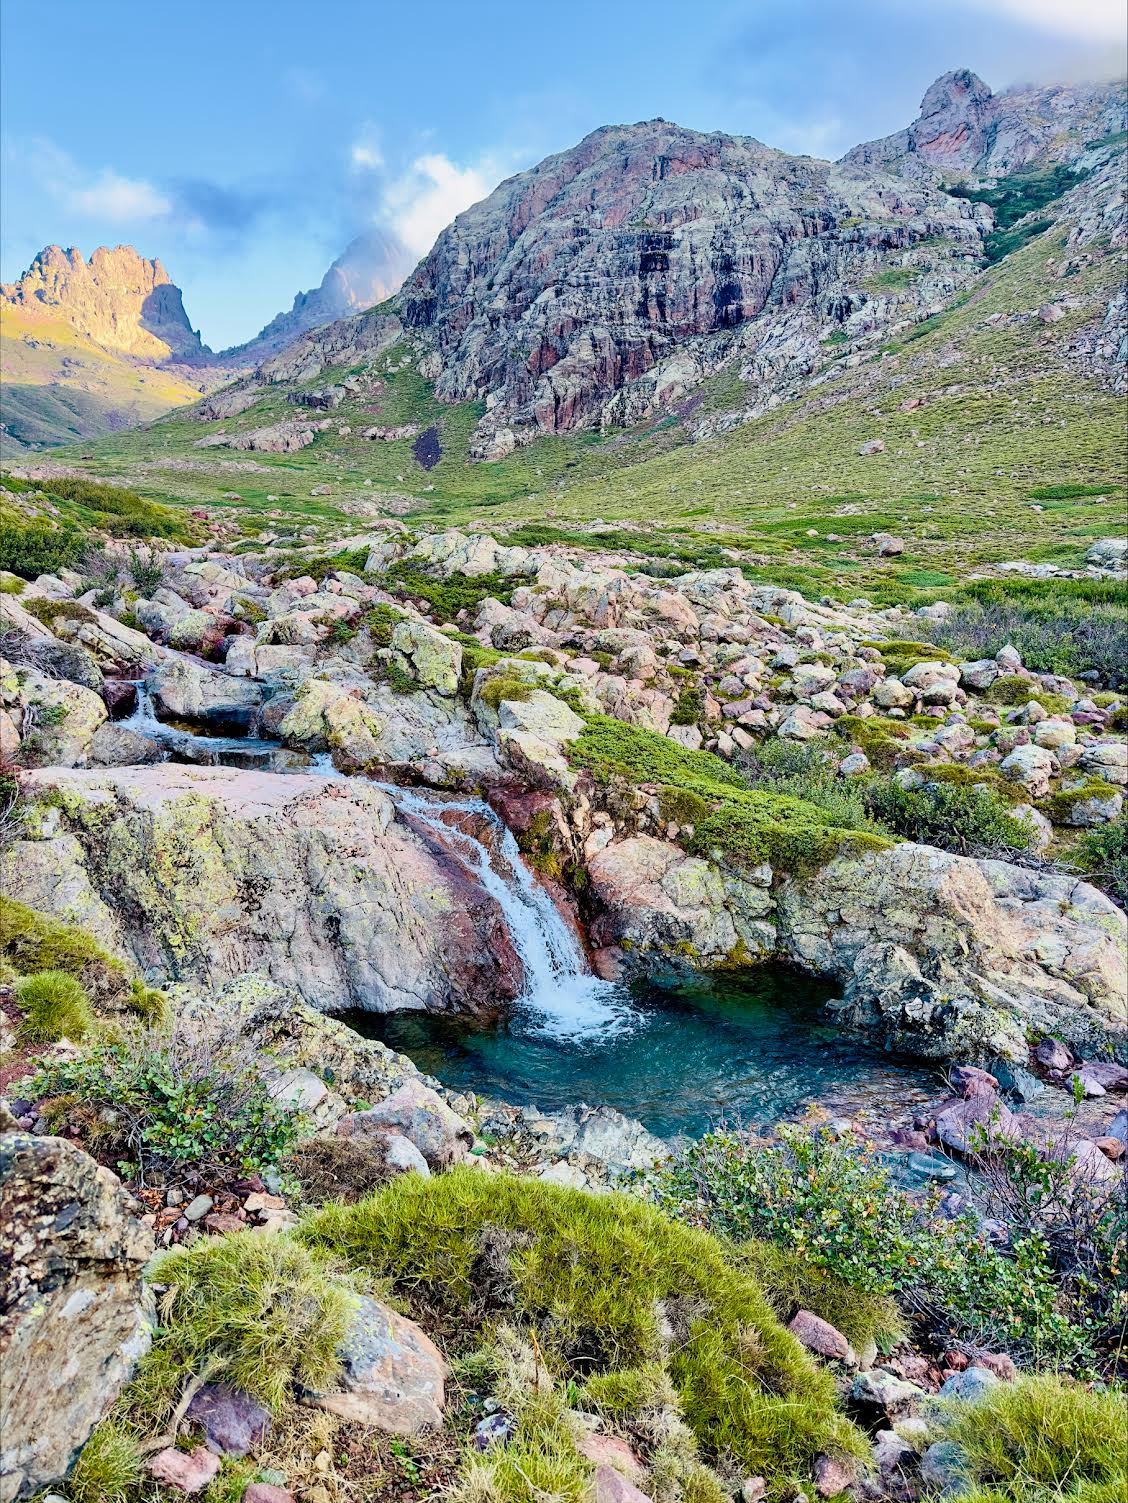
[15,968,95,1043]
[131,1232,360,1422]
[945,1375,1127,1502]
[67,1419,144,1503]
[301,1167,866,1490]
[740,1239,905,1354]
[0,895,126,1001]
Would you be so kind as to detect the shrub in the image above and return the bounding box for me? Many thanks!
[864,778,1033,857]
[67,1419,144,1503]
[1072,818,1128,908]
[302,1167,866,1488]
[647,1127,1106,1373]
[289,1135,401,1205]
[128,1232,359,1422]
[945,1375,1127,1502]
[385,563,525,623]
[127,546,165,595]
[671,683,706,725]
[738,739,882,835]
[0,520,83,578]
[922,583,1127,686]
[570,715,889,874]
[28,1020,302,1183]
[15,969,95,1043]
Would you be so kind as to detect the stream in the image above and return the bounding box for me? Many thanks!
[117,682,946,1143]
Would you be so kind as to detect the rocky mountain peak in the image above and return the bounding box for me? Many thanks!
[220,228,414,364]
[1,243,207,362]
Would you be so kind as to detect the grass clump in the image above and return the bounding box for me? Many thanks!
[740,1239,905,1356]
[128,1231,359,1423]
[15,969,95,1043]
[944,1375,1127,1503]
[385,563,523,623]
[67,1418,144,1503]
[302,1166,865,1489]
[570,715,889,874]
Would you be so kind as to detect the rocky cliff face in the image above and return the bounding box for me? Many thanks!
[843,70,1127,182]
[223,228,414,364]
[396,117,984,443]
[0,244,207,362]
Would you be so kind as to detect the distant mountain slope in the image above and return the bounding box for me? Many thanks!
[842,69,1126,182]
[1,244,208,361]
[395,117,985,450]
[220,228,413,364]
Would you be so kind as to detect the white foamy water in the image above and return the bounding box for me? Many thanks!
[374,782,635,1041]
[117,681,631,1040]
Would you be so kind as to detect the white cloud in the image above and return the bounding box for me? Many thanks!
[67,169,171,222]
[381,152,496,256]
[966,0,1125,43]
[351,142,383,171]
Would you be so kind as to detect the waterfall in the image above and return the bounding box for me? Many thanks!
[373,783,634,1041]
[116,682,632,1039]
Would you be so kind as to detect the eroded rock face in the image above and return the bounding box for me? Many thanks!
[398,117,981,439]
[586,834,1127,1062]
[0,1131,153,1501]
[3,765,523,1017]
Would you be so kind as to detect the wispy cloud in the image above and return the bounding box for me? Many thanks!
[379,152,503,257]
[65,168,170,222]
[968,0,1125,44]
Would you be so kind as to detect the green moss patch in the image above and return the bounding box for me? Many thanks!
[302,1167,865,1489]
[570,715,889,873]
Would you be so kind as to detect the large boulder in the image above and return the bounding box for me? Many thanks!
[0,1130,153,1501]
[3,765,523,1017]
[149,657,262,731]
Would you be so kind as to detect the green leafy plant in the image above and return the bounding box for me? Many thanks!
[1072,818,1128,907]
[29,1021,302,1183]
[648,1126,1111,1373]
[864,777,1034,857]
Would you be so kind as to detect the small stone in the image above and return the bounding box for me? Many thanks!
[243,1487,295,1503]
[577,1432,644,1476]
[939,1367,999,1402]
[591,1463,651,1503]
[148,1446,221,1493]
[788,1310,854,1363]
[182,1194,214,1222]
[970,1351,1017,1382]
[307,1294,446,1433]
[1034,1037,1073,1072]
[473,1411,517,1450]
[851,1370,923,1417]
[1077,1060,1128,1093]
[185,1383,272,1456]
[873,1429,914,1474]
[1094,1137,1125,1160]
[203,1212,245,1235]
[741,1479,767,1503]
[920,1441,971,1497]
[814,1454,855,1498]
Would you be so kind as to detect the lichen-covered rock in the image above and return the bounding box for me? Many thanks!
[390,618,461,696]
[3,766,523,1017]
[0,1132,153,1501]
[149,657,262,731]
[0,661,106,768]
[278,679,385,766]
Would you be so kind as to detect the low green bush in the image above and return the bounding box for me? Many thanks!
[1072,818,1128,907]
[0,519,83,579]
[945,1375,1127,1503]
[647,1127,1109,1373]
[864,777,1034,857]
[385,563,525,623]
[15,969,95,1043]
[302,1166,866,1489]
[738,739,883,835]
[28,1023,301,1182]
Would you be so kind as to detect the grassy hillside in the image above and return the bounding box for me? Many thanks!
[30,222,1126,606]
[0,307,205,452]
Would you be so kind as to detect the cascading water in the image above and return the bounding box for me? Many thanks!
[115,683,630,1039]
[374,783,635,1041]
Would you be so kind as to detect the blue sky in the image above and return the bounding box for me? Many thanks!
[2,0,1124,348]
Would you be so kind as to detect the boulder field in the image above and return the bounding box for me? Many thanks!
[3,520,1126,1066]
